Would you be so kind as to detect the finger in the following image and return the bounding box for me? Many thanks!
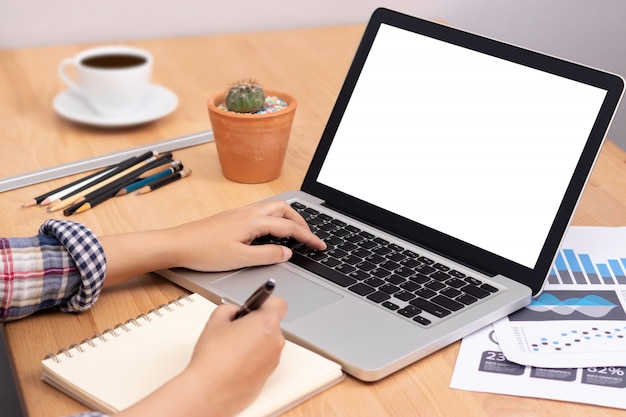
[236,244,293,267]
[250,201,310,229]
[253,216,326,249]
[278,204,310,228]
[245,296,289,325]
[259,296,288,322]
[211,303,239,323]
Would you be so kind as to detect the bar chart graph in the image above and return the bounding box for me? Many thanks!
[492,227,626,372]
[548,248,626,286]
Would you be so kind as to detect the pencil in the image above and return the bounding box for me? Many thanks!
[21,164,115,208]
[62,153,175,215]
[116,165,182,196]
[136,168,191,195]
[50,152,173,212]
[137,159,182,179]
[42,150,157,211]
[68,186,122,215]
[38,167,115,206]
[48,158,156,212]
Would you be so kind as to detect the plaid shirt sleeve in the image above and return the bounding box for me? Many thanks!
[0,220,106,321]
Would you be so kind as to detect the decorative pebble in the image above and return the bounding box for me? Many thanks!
[218,96,288,114]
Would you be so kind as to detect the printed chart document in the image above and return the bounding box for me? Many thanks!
[451,226,626,409]
[493,226,626,368]
[42,293,344,416]
[451,325,626,409]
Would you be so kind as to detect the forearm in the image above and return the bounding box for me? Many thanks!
[99,229,179,287]
[100,201,328,286]
[115,369,229,417]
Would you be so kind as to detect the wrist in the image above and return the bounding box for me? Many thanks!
[167,367,236,417]
[99,228,179,286]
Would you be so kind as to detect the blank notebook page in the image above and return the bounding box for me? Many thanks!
[42,293,344,416]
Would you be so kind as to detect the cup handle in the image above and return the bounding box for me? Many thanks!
[58,58,80,93]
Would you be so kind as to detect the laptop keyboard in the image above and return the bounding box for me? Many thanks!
[254,202,499,326]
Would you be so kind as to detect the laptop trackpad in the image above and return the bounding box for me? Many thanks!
[212,265,343,323]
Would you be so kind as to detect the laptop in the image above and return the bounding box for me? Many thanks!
[1,324,27,417]
[158,7,624,381]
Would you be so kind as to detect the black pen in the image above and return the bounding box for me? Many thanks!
[234,279,276,320]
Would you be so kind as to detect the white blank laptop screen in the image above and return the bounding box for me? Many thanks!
[317,24,607,269]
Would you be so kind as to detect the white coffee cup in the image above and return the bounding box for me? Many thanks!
[59,45,153,117]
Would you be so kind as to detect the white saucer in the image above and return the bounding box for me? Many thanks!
[53,84,178,127]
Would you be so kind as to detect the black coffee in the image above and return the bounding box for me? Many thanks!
[82,54,146,69]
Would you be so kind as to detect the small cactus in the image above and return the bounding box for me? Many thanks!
[225,79,266,113]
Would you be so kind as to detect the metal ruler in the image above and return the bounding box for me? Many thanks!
[0,130,214,193]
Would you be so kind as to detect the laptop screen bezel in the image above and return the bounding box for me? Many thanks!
[301,7,624,295]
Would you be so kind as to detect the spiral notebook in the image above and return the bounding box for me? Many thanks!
[41,293,344,416]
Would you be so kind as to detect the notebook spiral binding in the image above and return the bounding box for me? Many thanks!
[44,294,194,363]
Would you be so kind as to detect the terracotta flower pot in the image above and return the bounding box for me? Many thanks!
[207,89,297,183]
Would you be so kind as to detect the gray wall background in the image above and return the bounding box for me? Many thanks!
[2,0,626,150]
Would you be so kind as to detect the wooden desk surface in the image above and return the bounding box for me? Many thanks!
[2,24,626,417]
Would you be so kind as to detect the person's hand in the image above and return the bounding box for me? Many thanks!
[166,200,327,271]
[100,200,326,286]
[183,296,288,415]
[117,296,288,417]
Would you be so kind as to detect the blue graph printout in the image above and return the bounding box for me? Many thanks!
[451,325,626,410]
[492,226,626,369]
